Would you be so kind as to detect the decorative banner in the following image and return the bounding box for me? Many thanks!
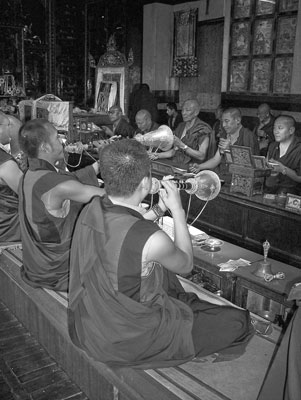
[172,8,198,77]
[250,59,271,93]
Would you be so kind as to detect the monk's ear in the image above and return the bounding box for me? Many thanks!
[40,141,51,154]
[289,126,295,136]
[141,176,151,191]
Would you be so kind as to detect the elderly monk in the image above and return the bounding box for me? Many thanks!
[150,99,214,169]
[0,112,23,243]
[18,119,106,291]
[68,139,254,368]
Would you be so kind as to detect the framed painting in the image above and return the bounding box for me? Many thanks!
[273,57,293,94]
[250,59,271,93]
[256,0,275,15]
[233,0,252,19]
[231,21,250,56]
[229,60,248,92]
[276,16,297,54]
[253,19,273,55]
[174,8,197,58]
[279,0,299,12]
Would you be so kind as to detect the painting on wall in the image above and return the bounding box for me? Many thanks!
[279,0,299,12]
[253,19,273,55]
[250,59,271,93]
[256,0,275,15]
[231,22,250,56]
[273,57,293,94]
[172,8,198,77]
[229,60,248,92]
[276,16,297,54]
[233,0,252,19]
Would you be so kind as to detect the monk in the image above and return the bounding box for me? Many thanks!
[18,119,106,291]
[68,139,254,368]
[0,112,23,243]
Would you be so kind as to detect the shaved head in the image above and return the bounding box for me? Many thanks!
[258,103,271,114]
[0,112,22,145]
[223,107,242,120]
[275,115,296,130]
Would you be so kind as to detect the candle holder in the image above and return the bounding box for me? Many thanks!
[254,240,273,279]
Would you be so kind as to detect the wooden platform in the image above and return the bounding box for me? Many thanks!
[0,247,283,400]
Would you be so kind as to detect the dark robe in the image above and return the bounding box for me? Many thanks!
[18,159,99,291]
[254,116,275,156]
[0,149,21,243]
[114,117,135,138]
[220,126,260,156]
[68,196,195,368]
[161,118,214,169]
[265,136,301,195]
[168,112,183,131]
[68,196,254,368]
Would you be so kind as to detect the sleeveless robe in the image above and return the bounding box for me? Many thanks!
[19,158,98,291]
[68,196,195,368]
[0,149,20,242]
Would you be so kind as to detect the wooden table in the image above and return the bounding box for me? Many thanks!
[191,237,301,322]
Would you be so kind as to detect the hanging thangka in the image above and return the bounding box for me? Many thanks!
[172,8,198,77]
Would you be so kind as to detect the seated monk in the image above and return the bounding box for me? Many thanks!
[0,112,23,243]
[101,105,135,139]
[149,99,215,169]
[18,119,107,292]
[134,109,159,135]
[265,115,301,195]
[190,107,260,175]
[68,139,254,368]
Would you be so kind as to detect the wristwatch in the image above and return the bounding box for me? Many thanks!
[282,167,287,175]
[183,145,188,151]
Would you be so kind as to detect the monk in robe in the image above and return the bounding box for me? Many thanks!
[18,119,107,292]
[150,99,215,169]
[0,112,23,243]
[68,139,254,368]
[190,107,260,180]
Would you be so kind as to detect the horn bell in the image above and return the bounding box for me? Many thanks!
[135,125,174,151]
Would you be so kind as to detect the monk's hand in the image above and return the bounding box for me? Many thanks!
[148,152,159,160]
[173,136,185,149]
[159,179,183,215]
[268,158,284,173]
[189,163,201,174]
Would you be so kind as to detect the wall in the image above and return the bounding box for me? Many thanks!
[143,0,224,108]
[143,0,301,120]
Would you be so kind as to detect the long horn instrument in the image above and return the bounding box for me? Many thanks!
[135,125,174,151]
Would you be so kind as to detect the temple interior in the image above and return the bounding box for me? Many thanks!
[0,1,301,400]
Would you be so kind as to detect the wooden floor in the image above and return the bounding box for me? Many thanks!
[0,301,88,400]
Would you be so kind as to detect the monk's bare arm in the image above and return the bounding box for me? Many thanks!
[0,160,22,194]
[43,180,105,210]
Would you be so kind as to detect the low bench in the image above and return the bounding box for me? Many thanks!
[0,247,282,400]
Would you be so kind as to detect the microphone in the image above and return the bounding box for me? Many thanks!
[149,177,198,195]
